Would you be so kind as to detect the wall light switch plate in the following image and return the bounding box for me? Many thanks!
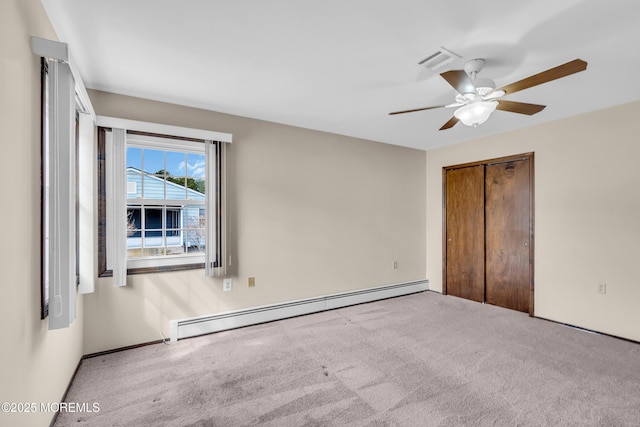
[223,278,232,292]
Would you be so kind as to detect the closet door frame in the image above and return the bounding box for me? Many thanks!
[442,152,535,316]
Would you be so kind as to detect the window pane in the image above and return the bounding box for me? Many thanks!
[166,151,186,177]
[166,175,186,190]
[126,207,141,238]
[187,153,205,178]
[186,228,206,254]
[143,230,163,247]
[185,206,205,229]
[188,178,205,198]
[185,205,205,254]
[166,176,188,200]
[126,169,141,199]
[143,149,164,175]
[143,174,165,199]
[126,206,142,258]
[144,208,163,235]
[166,227,183,255]
[126,147,142,170]
[166,208,181,229]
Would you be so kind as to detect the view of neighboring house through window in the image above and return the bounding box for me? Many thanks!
[125,139,206,260]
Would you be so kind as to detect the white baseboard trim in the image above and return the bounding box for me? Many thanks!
[170,279,429,342]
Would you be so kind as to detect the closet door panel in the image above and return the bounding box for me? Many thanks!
[445,166,485,303]
[485,160,531,313]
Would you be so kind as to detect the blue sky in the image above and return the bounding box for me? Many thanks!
[127,147,205,178]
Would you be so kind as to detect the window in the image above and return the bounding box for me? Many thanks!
[125,138,206,262]
[97,124,229,279]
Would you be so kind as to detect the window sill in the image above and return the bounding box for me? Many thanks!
[99,262,206,278]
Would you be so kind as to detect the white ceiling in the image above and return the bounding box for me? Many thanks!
[41,0,640,150]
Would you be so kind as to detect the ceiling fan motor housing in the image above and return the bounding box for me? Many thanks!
[463,59,496,95]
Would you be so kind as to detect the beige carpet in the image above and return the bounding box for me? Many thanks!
[55,291,640,426]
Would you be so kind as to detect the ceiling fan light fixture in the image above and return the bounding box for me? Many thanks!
[389,58,587,131]
[454,100,498,127]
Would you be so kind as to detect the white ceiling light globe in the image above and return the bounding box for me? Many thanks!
[454,101,499,127]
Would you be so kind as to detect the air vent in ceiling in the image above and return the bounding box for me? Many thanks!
[418,47,461,71]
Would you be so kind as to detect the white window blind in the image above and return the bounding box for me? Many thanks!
[109,128,128,287]
[46,59,77,329]
[205,139,228,277]
[34,36,96,329]
[78,111,95,294]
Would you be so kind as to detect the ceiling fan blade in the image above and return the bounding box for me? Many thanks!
[497,59,587,95]
[496,100,546,115]
[389,105,445,115]
[440,70,476,95]
[439,116,459,130]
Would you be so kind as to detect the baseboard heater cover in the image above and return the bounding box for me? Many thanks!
[170,279,429,342]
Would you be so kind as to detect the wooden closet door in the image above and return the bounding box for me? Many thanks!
[445,166,485,303]
[485,159,531,313]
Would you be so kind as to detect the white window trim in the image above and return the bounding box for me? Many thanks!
[127,133,205,151]
[100,117,231,283]
[97,116,232,143]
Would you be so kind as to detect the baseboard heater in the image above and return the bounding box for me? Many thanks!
[170,279,429,342]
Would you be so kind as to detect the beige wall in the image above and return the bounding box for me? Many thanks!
[0,1,85,426]
[427,101,640,342]
[4,2,639,424]
[84,90,427,354]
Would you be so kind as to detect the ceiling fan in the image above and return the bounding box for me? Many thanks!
[389,58,588,130]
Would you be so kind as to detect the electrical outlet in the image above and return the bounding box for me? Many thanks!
[393,261,398,269]
[248,277,255,287]
[223,278,232,292]
[597,282,606,294]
